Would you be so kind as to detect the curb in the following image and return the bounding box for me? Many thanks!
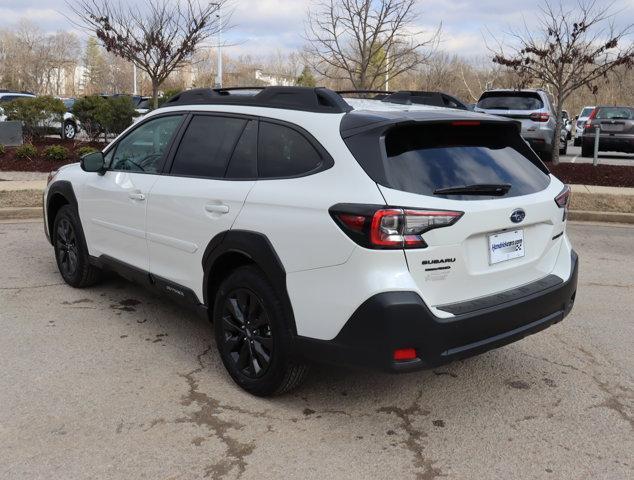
[0,207,41,220]
[568,210,634,224]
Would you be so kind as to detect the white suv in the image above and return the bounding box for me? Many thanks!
[43,87,579,396]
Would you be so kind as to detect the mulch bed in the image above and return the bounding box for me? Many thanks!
[549,163,634,188]
[1,138,633,189]
[0,138,106,172]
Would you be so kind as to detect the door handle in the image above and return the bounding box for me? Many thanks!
[205,203,230,214]
[129,192,146,201]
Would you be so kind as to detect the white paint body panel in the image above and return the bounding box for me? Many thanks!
[80,171,158,271]
[146,176,255,300]
[46,102,575,342]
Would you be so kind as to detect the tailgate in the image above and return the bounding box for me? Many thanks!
[379,182,566,307]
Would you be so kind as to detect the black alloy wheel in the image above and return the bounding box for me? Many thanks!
[56,217,79,278]
[220,288,273,379]
[52,205,102,288]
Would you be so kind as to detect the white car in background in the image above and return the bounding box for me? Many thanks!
[0,91,81,140]
[574,106,595,146]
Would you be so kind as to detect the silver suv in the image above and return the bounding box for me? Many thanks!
[475,89,557,161]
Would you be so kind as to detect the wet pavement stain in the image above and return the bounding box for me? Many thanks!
[176,346,256,479]
[505,379,531,390]
[378,392,442,480]
[61,298,93,305]
[111,298,142,312]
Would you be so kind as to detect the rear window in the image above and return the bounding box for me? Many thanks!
[258,122,324,178]
[477,92,543,110]
[580,107,594,117]
[376,124,550,199]
[595,107,633,120]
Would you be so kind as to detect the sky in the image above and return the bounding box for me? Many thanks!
[0,0,632,59]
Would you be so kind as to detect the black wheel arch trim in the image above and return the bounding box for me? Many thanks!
[202,229,297,335]
[46,180,79,245]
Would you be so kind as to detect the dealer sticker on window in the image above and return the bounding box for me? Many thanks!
[488,229,525,265]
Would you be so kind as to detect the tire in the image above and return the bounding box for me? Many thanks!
[573,137,581,147]
[213,265,309,396]
[53,205,102,288]
[62,121,77,140]
[581,142,593,158]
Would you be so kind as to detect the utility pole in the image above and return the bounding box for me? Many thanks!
[211,3,222,88]
[133,63,137,95]
[385,50,389,91]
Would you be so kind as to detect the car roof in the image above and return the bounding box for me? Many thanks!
[480,88,545,94]
[340,105,514,137]
[142,87,513,140]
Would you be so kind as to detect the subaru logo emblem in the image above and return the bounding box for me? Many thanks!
[510,209,526,223]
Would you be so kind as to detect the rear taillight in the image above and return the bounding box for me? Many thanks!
[584,108,597,129]
[330,204,463,249]
[555,185,571,221]
[530,112,550,122]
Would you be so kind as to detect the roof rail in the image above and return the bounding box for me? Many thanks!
[160,86,352,113]
[337,90,394,100]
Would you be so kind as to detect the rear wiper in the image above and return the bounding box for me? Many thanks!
[433,183,511,196]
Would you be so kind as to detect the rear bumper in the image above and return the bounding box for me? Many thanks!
[582,136,634,153]
[296,250,578,372]
[524,134,553,153]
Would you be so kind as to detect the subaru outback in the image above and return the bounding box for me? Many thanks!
[43,87,578,396]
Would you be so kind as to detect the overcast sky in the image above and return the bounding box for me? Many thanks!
[1,0,632,58]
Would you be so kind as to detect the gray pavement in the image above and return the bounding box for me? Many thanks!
[560,143,634,165]
[0,221,632,480]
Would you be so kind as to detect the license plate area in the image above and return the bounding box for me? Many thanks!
[601,123,623,132]
[488,229,525,265]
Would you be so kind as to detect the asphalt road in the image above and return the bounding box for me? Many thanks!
[0,220,632,480]
[560,143,634,165]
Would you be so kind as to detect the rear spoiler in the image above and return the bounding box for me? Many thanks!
[340,112,521,139]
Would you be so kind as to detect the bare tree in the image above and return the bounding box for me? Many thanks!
[491,0,634,163]
[68,0,227,107]
[304,0,440,90]
[0,21,80,95]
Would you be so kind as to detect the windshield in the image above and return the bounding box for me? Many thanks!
[477,92,543,110]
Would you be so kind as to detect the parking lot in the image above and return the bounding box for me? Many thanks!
[560,143,634,165]
[0,220,632,480]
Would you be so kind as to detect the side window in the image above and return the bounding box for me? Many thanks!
[226,120,258,179]
[258,122,324,178]
[171,115,246,178]
[111,115,183,173]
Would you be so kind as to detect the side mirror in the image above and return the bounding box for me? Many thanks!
[80,151,105,174]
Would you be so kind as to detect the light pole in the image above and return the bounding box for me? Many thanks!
[133,63,137,95]
[211,3,222,88]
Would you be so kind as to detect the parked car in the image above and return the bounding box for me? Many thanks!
[103,93,151,119]
[562,110,572,140]
[580,105,634,157]
[43,86,578,396]
[474,89,558,161]
[574,106,595,146]
[337,90,470,110]
[0,91,80,140]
